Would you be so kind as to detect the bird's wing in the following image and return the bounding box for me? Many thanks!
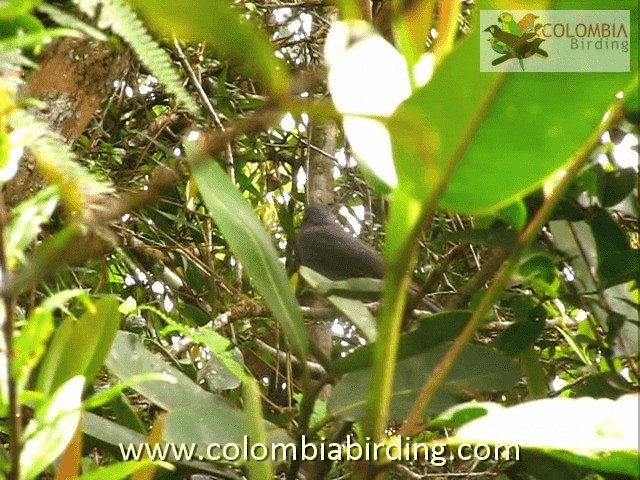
[297,226,385,280]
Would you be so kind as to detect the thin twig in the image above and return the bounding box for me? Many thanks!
[173,39,245,285]
[0,195,21,480]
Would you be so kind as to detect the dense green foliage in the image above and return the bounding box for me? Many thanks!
[0,1,638,480]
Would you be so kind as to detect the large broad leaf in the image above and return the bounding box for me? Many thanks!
[20,376,84,480]
[36,296,120,395]
[163,408,292,463]
[83,413,232,477]
[106,332,291,460]
[128,0,289,95]
[454,395,640,477]
[334,310,471,373]
[187,145,308,359]
[106,331,225,410]
[389,0,638,214]
[494,304,547,357]
[328,342,520,421]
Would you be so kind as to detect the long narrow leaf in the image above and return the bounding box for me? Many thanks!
[187,144,309,359]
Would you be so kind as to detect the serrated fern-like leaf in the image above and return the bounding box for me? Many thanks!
[37,3,107,41]
[73,0,198,113]
[9,110,114,216]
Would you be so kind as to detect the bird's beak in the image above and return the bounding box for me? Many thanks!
[484,26,491,32]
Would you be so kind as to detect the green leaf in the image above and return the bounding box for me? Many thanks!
[36,296,120,395]
[518,347,549,399]
[108,393,146,434]
[188,145,308,359]
[106,331,220,410]
[83,373,176,410]
[107,330,278,452]
[587,208,639,288]
[243,378,273,479]
[495,199,527,230]
[454,395,640,477]
[77,460,173,480]
[5,186,58,267]
[622,77,639,123]
[201,349,245,392]
[599,167,637,207]
[573,372,636,399]
[83,413,234,477]
[163,407,292,461]
[300,266,383,299]
[506,450,586,480]
[128,0,289,96]
[430,402,490,429]
[0,25,77,50]
[20,376,84,480]
[518,252,559,294]
[36,3,107,41]
[334,310,471,373]
[160,318,247,387]
[13,309,54,387]
[326,296,378,343]
[84,411,147,449]
[11,289,87,404]
[299,266,378,341]
[494,304,546,357]
[329,342,520,421]
[0,0,42,20]
[389,0,638,214]
[549,220,638,357]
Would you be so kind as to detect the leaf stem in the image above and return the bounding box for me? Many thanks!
[364,72,508,445]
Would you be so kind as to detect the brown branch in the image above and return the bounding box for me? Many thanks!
[1,165,181,297]
[444,247,507,309]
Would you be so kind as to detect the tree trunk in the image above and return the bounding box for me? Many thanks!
[2,37,130,207]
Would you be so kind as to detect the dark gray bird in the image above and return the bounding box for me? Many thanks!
[297,204,442,314]
[297,205,385,281]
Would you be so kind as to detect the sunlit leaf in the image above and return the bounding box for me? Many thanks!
[21,376,84,480]
[77,460,173,480]
[36,296,120,395]
[300,266,378,341]
[325,20,411,189]
[243,378,274,479]
[390,0,638,214]
[454,395,640,477]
